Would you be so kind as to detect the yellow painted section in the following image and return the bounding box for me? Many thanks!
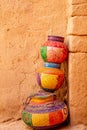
[32,113,49,126]
[41,73,58,89]
[30,96,53,104]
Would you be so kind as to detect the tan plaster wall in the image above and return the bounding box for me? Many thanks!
[68,0,87,125]
[0,0,68,122]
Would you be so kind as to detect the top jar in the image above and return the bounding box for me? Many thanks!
[41,36,68,64]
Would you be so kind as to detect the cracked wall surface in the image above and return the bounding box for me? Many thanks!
[0,0,68,122]
[68,0,87,125]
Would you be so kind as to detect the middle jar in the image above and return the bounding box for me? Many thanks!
[37,67,64,92]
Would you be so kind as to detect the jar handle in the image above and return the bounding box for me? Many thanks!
[23,93,38,109]
[23,96,31,109]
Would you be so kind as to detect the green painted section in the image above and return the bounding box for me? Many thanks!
[41,46,47,61]
[22,111,32,126]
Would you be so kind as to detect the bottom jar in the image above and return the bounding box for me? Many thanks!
[22,91,68,129]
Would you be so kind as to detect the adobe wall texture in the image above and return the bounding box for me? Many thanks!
[0,0,68,122]
[68,0,87,125]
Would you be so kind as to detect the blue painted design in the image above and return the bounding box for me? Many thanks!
[44,62,60,68]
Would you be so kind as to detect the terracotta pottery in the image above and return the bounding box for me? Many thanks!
[41,35,68,63]
[22,35,69,129]
[37,67,64,92]
[22,91,68,129]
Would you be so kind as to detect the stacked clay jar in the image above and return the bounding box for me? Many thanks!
[37,36,68,92]
[22,36,68,129]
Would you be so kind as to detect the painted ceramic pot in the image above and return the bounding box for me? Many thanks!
[22,91,68,129]
[41,35,68,63]
[37,67,64,92]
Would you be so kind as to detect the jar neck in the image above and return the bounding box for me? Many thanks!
[48,35,64,42]
[44,62,60,69]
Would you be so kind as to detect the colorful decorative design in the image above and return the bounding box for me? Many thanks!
[22,35,68,129]
[32,113,49,126]
[22,111,32,126]
[37,67,64,91]
[41,37,68,63]
[22,92,68,129]
[49,110,63,125]
[29,91,57,104]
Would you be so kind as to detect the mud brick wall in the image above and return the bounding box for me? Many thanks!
[0,0,68,122]
[68,0,87,125]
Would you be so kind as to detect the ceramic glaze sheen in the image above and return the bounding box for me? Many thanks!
[22,92,68,129]
[41,36,68,63]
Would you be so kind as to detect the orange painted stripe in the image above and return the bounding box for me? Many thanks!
[37,68,64,75]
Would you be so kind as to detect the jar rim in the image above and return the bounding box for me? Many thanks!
[33,91,56,99]
[44,62,60,69]
[48,35,64,42]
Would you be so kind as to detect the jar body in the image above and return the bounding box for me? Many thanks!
[22,92,68,129]
[37,67,64,92]
[41,36,68,63]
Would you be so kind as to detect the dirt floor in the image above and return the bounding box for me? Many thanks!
[0,120,87,130]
